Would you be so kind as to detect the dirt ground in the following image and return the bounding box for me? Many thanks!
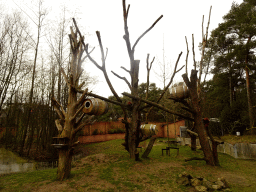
[28,152,255,192]
[1,139,256,192]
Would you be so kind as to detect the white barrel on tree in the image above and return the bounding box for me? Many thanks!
[140,124,158,137]
[83,98,109,115]
[169,82,188,99]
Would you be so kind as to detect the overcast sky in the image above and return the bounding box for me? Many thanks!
[5,0,244,98]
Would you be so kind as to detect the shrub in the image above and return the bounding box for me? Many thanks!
[108,127,125,134]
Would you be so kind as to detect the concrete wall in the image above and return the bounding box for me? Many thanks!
[217,142,256,160]
[176,137,256,160]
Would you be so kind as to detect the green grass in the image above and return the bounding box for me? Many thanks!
[1,138,256,191]
[218,134,256,144]
[0,168,57,191]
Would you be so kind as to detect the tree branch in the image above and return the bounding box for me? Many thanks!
[122,0,134,62]
[85,44,102,70]
[185,36,189,75]
[70,104,84,122]
[76,88,88,107]
[85,31,122,103]
[132,15,163,53]
[96,31,106,68]
[72,117,96,137]
[143,52,183,114]
[199,6,212,84]
[52,97,66,120]
[81,47,95,63]
[121,66,131,74]
[123,92,194,121]
[111,70,132,91]
[192,34,196,70]
[60,67,69,85]
[84,92,126,108]
[75,113,86,127]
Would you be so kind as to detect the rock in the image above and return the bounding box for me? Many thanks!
[191,178,202,186]
[223,189,232,191]
[216,180,225,188]
[202,179,213,189]
[212,184,222,190]
[178,171,188,177]
[195,185,208,192]
[219,177,230,188]
[176,176,190,186]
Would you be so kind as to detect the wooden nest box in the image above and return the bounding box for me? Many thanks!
[52,137,69,149]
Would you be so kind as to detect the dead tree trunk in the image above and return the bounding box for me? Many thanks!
[182,70,217,166]
[52,19,94,180]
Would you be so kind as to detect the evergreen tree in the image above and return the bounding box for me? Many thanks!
[207,1,256,131]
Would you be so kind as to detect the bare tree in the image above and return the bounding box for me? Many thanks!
[83,1,193,160]
[179,6,222,166]
[19,0,49,156]
[0,12,31,112]
[51,18,95,180]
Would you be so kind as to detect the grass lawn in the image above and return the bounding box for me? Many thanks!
[1,138,256,191]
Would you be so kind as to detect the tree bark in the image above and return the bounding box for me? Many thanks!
[129,60,140,159]
[141,135,157,158]
[182,70,217,166]
[245,66,254,131]
[57,148,72,180]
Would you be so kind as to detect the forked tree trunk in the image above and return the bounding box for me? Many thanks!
[183,70,218,166]
[52,19,93,180]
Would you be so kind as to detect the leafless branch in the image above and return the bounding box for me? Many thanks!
[185,36,189,75]
[81,47,95,63]
[111,71,132,91]
[181,106,196,114]
[60,67,69,85]
[144,52,184,116]
[192,34,196,70]
[52,97,66,120]
[85,92,126,108]
[85,44,102,70]
[78,81,85,90]
[96,31,106,68]
[76,88,88,107]
[122,92,194,121]
[203,45,213,84]
[146,54,155,101]
[132,15,163,53]
[121,66,130,74]
[122,0,133,61]
[157,52,183,103]
[72,18,86,49]
[126,4,130,18]
[199,6,212,84]
[104,48,108,61]
[146,54,154,71]
[70,104,84,122]
[72,115,95,137]
[75,113,86,127]
[85,31,122,102]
